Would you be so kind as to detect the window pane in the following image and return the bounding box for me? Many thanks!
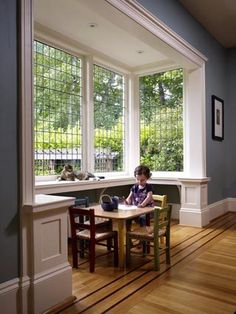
[139,69,183,171]
[93,65,125,172]
[34,40,82,175]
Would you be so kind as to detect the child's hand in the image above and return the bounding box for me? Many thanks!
[137,203,144,208]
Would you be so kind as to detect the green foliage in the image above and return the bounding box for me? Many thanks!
[35,121,81,149]
[34,41,81,132]
[139,69,183,171]
[34,40,183,175]
[94,65,124,129]
[94,120,123,151]
[140,69,183,123]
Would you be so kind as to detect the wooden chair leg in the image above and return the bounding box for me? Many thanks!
[79,240,85,258]
[166,234,171,264]
[154,238,160,271]
[145,213,151,253]
[142,240,148,256]
[71,239,78,268]
[142,240,150,254]
[126,235,131,266]
[107,238,112,251]
[89,240,95,273]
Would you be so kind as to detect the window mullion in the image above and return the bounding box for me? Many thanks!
[83,55,94,173]
[127,73,140,174]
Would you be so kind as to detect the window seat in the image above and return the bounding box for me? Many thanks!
[35,176,182,195]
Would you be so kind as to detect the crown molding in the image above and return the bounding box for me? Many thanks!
[106,0,207,67]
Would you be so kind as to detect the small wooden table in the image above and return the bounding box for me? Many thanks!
[91,204,154,267]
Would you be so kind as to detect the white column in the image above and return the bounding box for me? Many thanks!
[179,178,210,227]
[184,66,206,177]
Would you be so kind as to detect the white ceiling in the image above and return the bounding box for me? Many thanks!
[34,0,184,72]
[34,0,235,75]
[179,0,236,48]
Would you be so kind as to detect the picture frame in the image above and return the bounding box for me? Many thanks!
[212,95,224,141]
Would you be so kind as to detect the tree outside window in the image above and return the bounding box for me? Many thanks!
[139,69,183,172]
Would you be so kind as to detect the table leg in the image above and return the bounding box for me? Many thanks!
[112,219,126,268]
[146,213,151,253]
[118,219,126,268]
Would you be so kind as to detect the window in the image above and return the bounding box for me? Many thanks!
[34,41,126,177]
[93,64,125,173]
[34,40,82,176]
[34,41,183,178]
[139,69,183,172]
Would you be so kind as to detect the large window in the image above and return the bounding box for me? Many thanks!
[34,41,82,176]
[34,38,185,179]
[139,69,183,172]
[34,41,126,177]
[93,65,125,173]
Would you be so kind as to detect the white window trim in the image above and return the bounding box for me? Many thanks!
[84,55,94,173]
[33,35,130,180]
[107,0,207,180]
[25,0,207,196]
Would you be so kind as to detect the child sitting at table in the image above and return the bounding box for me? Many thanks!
[125,165,154,227]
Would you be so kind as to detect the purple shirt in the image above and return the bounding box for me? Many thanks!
[131,183,153,206]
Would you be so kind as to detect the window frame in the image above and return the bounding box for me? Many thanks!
[92,61,128,175]
[26,0,207,196]
[33,37,130,181]
[33,40,84,177]
[137,67,184,174]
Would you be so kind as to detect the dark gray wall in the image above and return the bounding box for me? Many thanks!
[225,48,236,196]
[57,184,180,205]
[136,0,228,204]
[0,0,19,283]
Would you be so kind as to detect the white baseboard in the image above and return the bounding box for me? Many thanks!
[226,197,236,212]
[178,197,236,227]
[208,197,236,221]
[0,264,72,314]
[179,207,209,227]
[208,199,227,221]
[169,203,180,220]
[32,263,72,314]
[0,278,19,314]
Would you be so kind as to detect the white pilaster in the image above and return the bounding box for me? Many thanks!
[179,178,210,227]
[22,194,75,314]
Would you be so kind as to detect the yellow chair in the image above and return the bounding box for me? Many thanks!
[152,194,167,207]
[126,205,172,271]
[152,194,167,243]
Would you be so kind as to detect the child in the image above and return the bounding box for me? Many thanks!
[125,165,153,227]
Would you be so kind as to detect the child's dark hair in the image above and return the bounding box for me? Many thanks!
[134,165,152,179]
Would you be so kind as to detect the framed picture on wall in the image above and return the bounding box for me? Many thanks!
[212,95,224,141]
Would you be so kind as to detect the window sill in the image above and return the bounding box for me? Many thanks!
[35,176,136,194]
[34,175,186,195]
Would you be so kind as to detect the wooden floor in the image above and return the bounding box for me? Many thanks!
[61,212,236,314]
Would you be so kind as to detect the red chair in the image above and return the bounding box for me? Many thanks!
[69,206,118,272]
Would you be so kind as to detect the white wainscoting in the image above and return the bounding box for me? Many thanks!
[0,278,19,314]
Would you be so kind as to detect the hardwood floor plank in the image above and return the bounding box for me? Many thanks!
[61,213,236,314]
